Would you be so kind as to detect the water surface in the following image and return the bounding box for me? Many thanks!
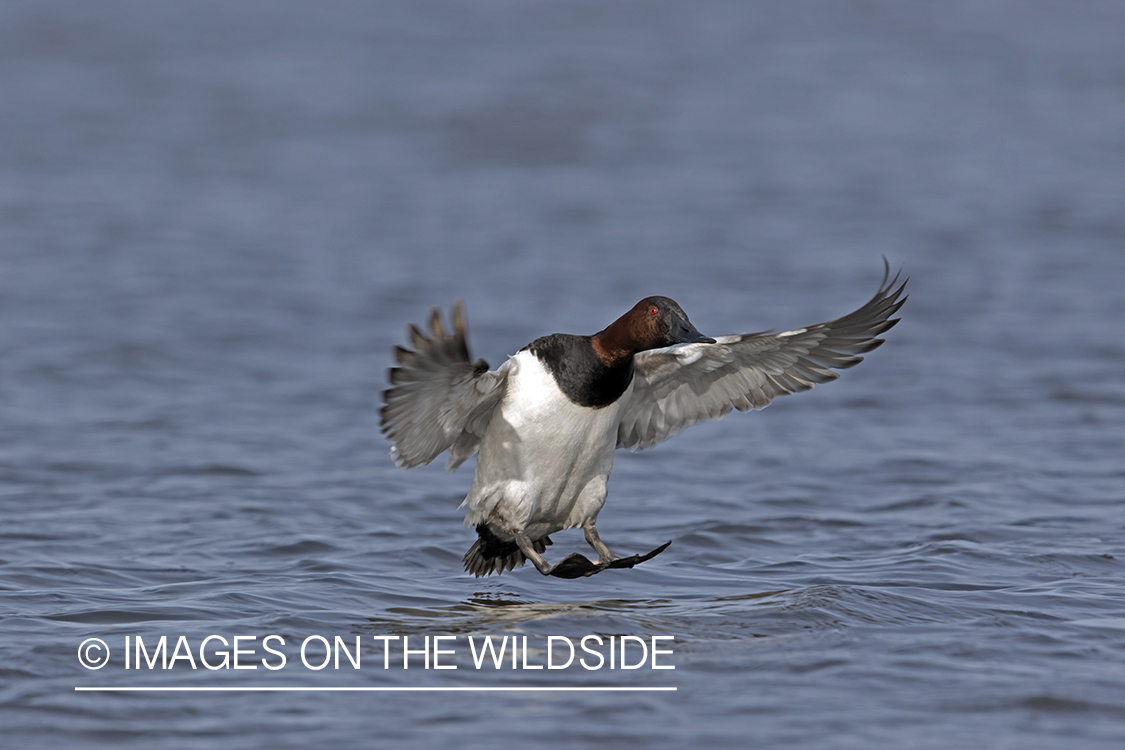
[2,2,1124,748]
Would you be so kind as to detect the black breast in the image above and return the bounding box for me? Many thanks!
[524,334,634,408]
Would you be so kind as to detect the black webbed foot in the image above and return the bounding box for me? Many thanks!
[604,541,672,569]
[548,553,603,579]
[546,541,672,578]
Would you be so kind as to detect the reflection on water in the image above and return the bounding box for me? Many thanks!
[374,596,682,635]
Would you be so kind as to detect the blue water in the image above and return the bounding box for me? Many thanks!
[2,2,1124,748]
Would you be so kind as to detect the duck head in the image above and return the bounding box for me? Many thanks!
[593,296,715,367]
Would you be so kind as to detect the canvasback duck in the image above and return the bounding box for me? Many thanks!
[382,263,906,578]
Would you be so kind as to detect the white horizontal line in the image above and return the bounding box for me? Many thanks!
[76,686,676,693]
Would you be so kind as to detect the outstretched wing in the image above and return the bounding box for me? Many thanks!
[381,301,508,470]
[617,265,907,450]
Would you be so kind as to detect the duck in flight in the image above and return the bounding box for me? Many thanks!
[382,263,906,578]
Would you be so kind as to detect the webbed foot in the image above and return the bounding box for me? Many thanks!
[546,541,672,578]
[604,540,672,569]
[548,553,604,579]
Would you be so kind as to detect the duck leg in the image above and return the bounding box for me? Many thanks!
[582,521,617,564]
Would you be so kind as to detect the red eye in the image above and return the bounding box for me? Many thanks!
[649,306,658,316]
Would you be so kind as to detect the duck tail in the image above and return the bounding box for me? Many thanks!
[463,524,552,578]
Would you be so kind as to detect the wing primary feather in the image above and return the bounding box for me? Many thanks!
[618,263,907,451]
[430,307,446,340]
[381,302,506,470]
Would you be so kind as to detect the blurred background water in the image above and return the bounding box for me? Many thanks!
[1,1,1124,747]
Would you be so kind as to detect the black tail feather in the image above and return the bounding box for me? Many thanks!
[463,524,552,578]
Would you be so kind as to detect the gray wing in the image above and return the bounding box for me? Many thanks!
[618,266,907,450]
[381,300,508,471]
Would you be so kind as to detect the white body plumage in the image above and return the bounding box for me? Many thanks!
[461,349,632,541]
